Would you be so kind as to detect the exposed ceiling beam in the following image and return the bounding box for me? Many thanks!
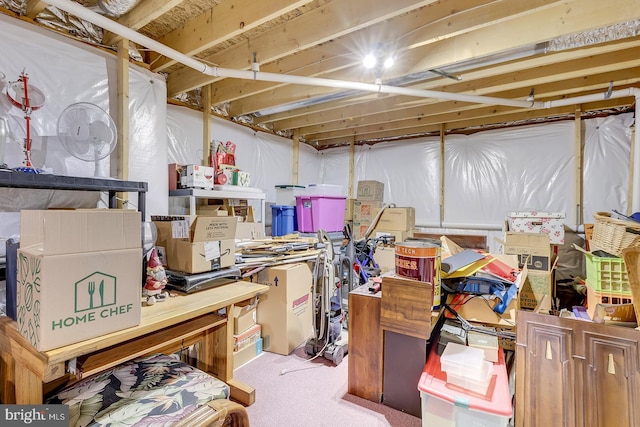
[166,0,438,96]
[149,0,314,72]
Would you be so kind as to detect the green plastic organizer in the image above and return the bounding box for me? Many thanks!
[585,253,630,295]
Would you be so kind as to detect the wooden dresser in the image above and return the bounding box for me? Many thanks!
[515,311,640,427]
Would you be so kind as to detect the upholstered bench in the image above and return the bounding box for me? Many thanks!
[46,353,249,427]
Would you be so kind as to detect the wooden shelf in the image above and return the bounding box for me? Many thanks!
[76,313,225,379]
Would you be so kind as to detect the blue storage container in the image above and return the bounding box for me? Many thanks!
[272,205,296,236]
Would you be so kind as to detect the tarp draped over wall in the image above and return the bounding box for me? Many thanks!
[167,105,632,233]
[0,13,166,225]
[0,11,632,249]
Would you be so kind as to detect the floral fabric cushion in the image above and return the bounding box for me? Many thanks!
[46,353,230,427]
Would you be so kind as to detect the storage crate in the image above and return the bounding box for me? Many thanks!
[585,253,630,295]
[275,185,305,206]
[271,205,296,236]
[418,343,512,427]
[296,195,346,232]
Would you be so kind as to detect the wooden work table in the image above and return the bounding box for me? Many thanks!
[0,280,269,406]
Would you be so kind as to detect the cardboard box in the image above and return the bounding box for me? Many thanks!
[250,263,313,355]
[233,299,258,334]
[443,255,522,330]
[353,200,383,222]
[235,221,266,240]
[357,180,384,202]
[17,210,142,351]
[352,221,371,240]
[196,205,229,216]
[507,211,566,244]
[519,268,556,312]
[21,209,141,254]
[233,323,261,351]
[374,245,396,273]
[154,216,237,274]
[372,207,415,231]
[180,164,214,190]
[374,229,414,243]
[233,337,263,369]
[502,232,555,272]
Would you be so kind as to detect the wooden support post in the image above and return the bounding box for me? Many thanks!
[349,136,355,199]
[440,123,446,225]
[116,39,130,208]
[628,124,636,214]
[292,130,299,185]
[202,85,212,166]
[575,107,583,224]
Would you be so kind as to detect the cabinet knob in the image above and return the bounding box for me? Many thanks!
[608,353,616,375]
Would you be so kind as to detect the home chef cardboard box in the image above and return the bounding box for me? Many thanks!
[356,180,384,202]
[17,209,142,351]
[248,262,313,355]
[153,215,236,274]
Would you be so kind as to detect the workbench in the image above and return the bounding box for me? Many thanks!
[0,280,268,406]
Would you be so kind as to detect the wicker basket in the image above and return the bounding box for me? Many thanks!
[591,212,640,257]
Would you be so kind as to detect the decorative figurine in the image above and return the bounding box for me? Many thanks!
[144,248,168,305]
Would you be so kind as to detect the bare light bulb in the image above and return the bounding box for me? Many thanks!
[383,56,395,69]
[363,54,377,69]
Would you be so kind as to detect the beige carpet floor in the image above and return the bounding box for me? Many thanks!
[233,345,422,427]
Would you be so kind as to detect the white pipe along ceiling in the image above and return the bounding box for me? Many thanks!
[44,0,640,212]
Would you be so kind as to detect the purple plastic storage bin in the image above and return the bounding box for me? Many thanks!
[296,195,347,232]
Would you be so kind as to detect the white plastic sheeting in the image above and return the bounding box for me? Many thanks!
[443,122,577,229]
[583,113,634,223]
[165,102,633,236]
[0,13,167,223]
[166,104,323,219]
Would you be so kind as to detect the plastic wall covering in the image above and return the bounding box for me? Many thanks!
[0,13,166,249]
[2,8,633,262]
[166,104,632,236]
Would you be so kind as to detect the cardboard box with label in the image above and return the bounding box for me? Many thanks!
[249,263,313,355]
[502,232,555,272]
[357,180,385,202]
[180,164,214,190]
[154,215,237,274]
[17,209,142,351]
[372,207,415,231]
[353,201,383,222]
[501,234,557,312]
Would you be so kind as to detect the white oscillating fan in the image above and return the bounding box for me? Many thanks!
[57,102,117,177]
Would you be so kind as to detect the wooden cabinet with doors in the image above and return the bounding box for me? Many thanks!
[515,311,640,427]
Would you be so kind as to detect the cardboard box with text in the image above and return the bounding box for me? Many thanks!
[249,263,313,355]
[17,209,142,351]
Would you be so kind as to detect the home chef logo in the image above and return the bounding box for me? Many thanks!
[51,272,133,330]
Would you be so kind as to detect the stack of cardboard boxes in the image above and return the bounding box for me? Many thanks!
[232,298,263,369]
[246,263,314,355]
[350,180,415,243]
[502,211,565,312]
